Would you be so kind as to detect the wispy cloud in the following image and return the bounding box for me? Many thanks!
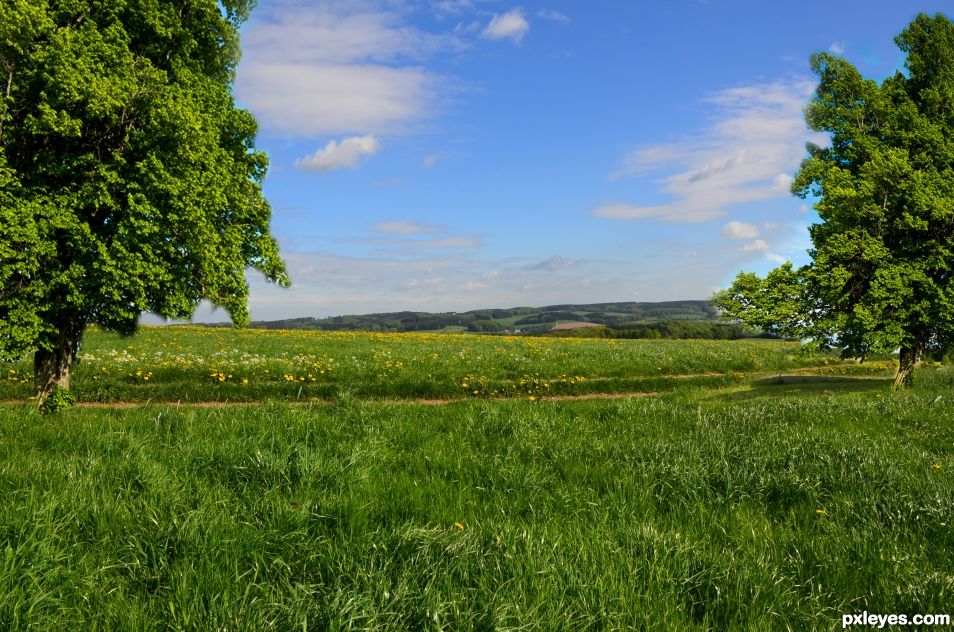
[227,251,635,319]
[237,2,462,137]
[829,41,845,55]
[422,154,441,168]
[372,220,445,235]
[347,222,482,254]
[597,78,823,223]
[525,255,576,272]
[295,135,380,172]
[537,9,570,24]
[433,0,474,18]
[397,276,445,290]
[593,202,724,223]
[371,235,482,250]
[482,8,530,43]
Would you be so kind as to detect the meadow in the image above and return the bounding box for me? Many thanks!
[1,327,951,630]
[0,326,896,404]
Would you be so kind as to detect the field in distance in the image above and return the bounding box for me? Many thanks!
[0,326,896,404]
[1,327,952,629]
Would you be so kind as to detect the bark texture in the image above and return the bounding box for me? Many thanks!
[893,341,923,389]
[33,325,81,402]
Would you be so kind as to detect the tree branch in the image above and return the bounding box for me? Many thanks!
[0,60,13,145]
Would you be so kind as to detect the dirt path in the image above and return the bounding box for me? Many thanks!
[0,370,892,410]
[753,374,891,384]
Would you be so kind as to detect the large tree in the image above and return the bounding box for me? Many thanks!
[0,0,288,403]
[715,12,954,388]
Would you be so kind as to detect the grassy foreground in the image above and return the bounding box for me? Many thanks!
[1,329,951,629]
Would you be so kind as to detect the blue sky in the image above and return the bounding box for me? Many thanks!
[180,0,945,321]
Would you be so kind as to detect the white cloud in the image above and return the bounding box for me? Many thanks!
[598,78,824,222]
[295,135,381,172]
[422,154,441,168]
[237,2,461,137]
[721,221,759,239]
[242,64,439,137]
[372,220,445,234]
[740,239,769,251]
[482,8,530,43]
[537,9,570,24]
[829,41,845,54]
[772,173,793,190]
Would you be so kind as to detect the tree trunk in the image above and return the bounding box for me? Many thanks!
[893,342,923,389]
[34,325,82,403]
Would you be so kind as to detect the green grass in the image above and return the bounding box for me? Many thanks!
[0,327,894,403]
[1,328,949,630]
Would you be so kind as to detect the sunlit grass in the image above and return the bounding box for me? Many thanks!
[1,327,947,629]
[0,384,951,629]
[0,326,894,403]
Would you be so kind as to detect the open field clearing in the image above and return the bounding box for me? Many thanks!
[1,328,952,629]
[1,327,897,404]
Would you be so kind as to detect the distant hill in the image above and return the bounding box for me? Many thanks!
[204,300,732,335]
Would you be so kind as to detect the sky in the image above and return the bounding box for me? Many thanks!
[163,0,947,322]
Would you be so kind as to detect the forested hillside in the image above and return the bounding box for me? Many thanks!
[204,301,728,335]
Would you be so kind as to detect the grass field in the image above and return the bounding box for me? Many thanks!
[0,326,897,404]
[1,327,951,630]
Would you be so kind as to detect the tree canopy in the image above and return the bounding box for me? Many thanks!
[0,0,287,401]
[714,12,954,387]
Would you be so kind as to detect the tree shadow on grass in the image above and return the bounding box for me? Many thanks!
[711,375,893,402]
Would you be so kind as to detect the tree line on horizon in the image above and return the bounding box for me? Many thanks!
[200,300,725,335]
